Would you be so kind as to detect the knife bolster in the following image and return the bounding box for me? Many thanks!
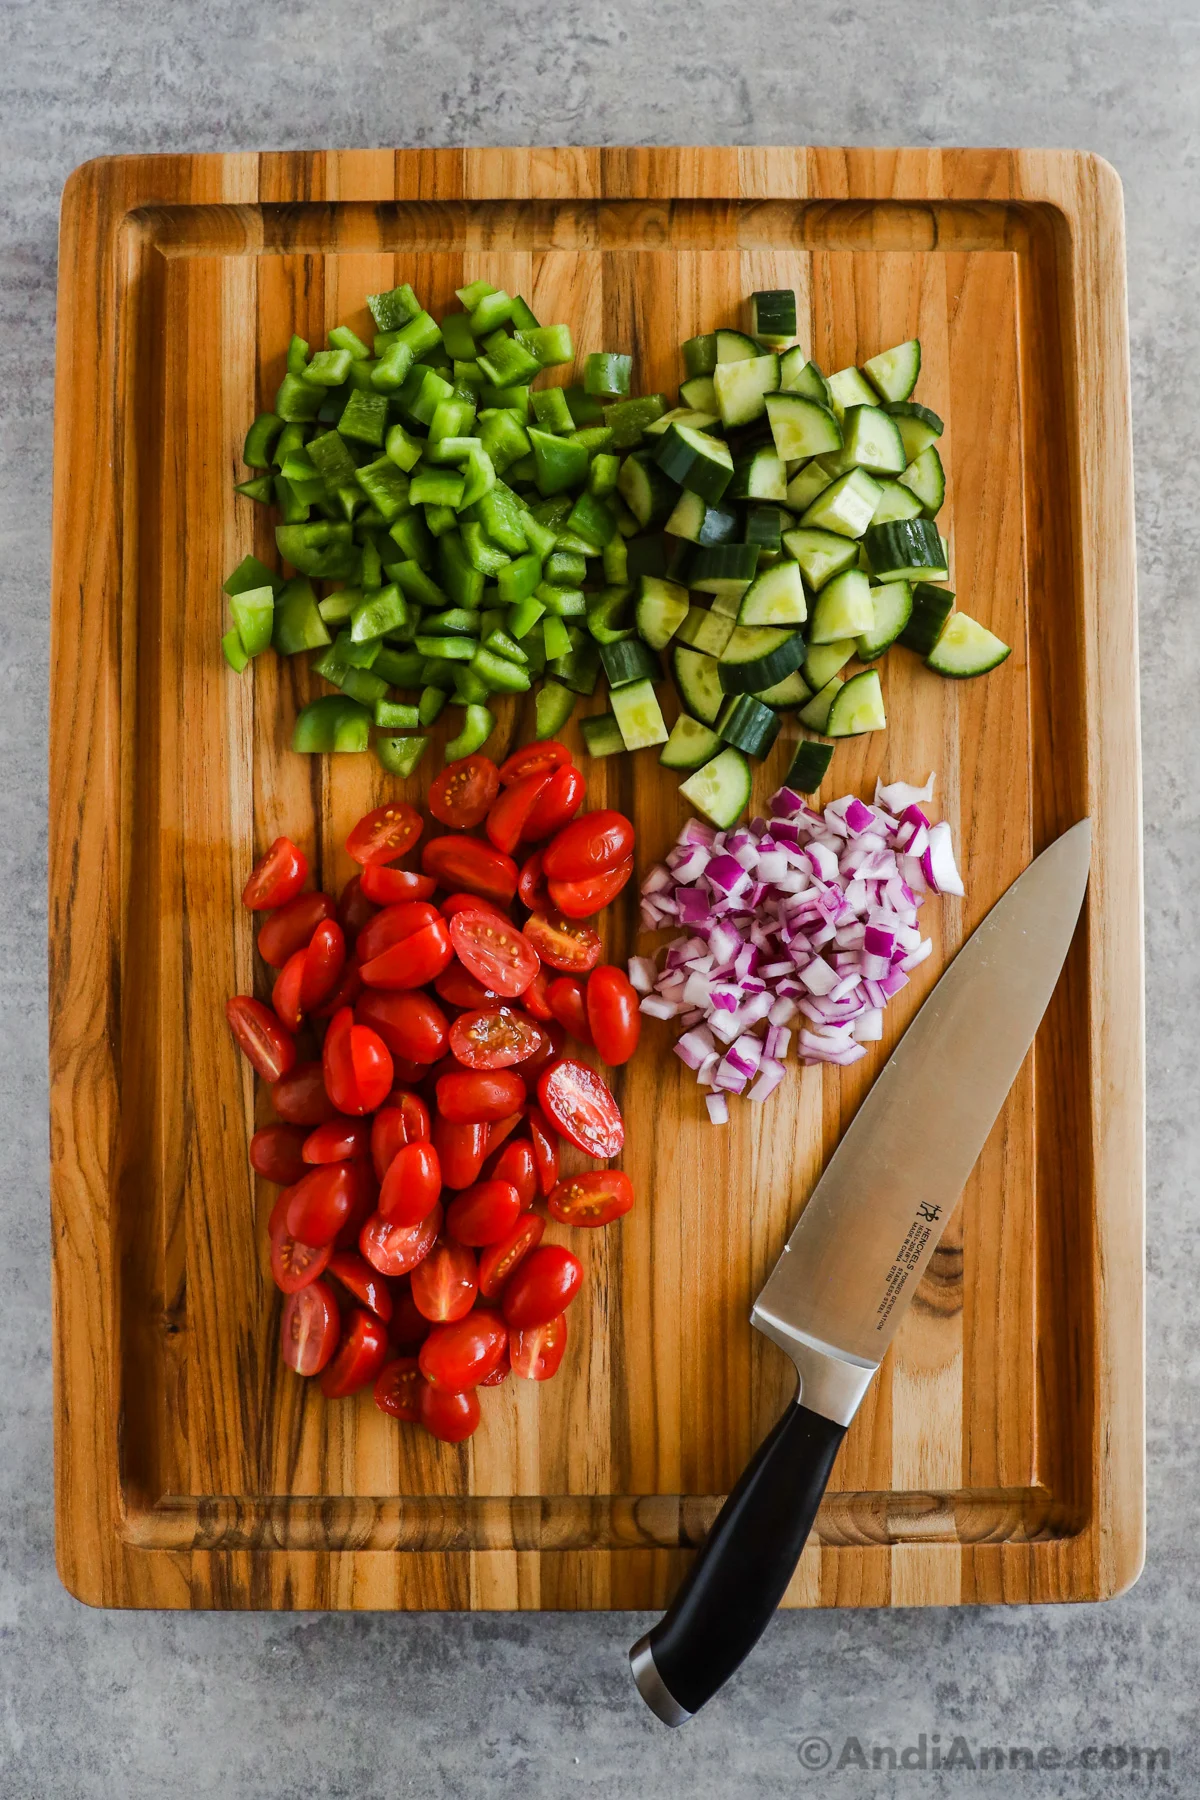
[749,1309,878,1426]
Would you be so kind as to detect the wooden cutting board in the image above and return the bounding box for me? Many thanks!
[49,146,1144,1611]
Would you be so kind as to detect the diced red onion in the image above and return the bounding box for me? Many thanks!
[921,821,965,897]
[705,1093,729,1125]
[875,772,936,812]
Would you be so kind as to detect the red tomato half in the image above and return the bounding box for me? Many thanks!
[485,770,551,854]
[359,1202,442,1277]
[337,875,377,943]
[522,913,601,975]
[355,901,440,969]
[538,1058,624,1158]
[379,1141,443,1227]
[440,890,508,923]
[303,1118,372,1164]
[323,1008,394,1114]
[360,864,437,905]
[410,1236,478,1322]
[515,1018,564,1082]
[586,964,641,1065]
[542,810,633,882]
[548,1169,635,1227]
[370,1094,431,1180]
[421,835,517,907]
[257,892,335,968]
[498,740,571,785]
[271,950,306,1033]
[418,1383,480,1441]
[225,996,296,1082]
[355,989,448,1065]
[478,1212,544,1298]
[242,837,307,911]
[281,1279,340,1376]
[346,803,423,868]
[449,1007,547,1070]
[480,1348,511,1387]
[437,1068,526,1125]
[361,920,453,990]
[502,1245,583,1331]
[517,849,551,912]
[310,957,362,1021]
[389,1289,430,1350]
[428,754,501,829]
[519,966,554,1022]
[548,857,635,920]
[448,910,539,1000]
[420,1312,508,1390]
[545,976,593,1047]
[487,1139,537,1211]
[526,1106,559,1197]
[374,1355,422,1420]
[435,963,502,1009]
[320,1307,390,1397]
[286,1162,372,1247]
[520,763,585,841]
[269,1218,332,1294]
[510,1314,568,1381]
[327,1250,393,1321]
[445,1179,521,1247]
[250,1124,309,1185]
[271,1060,339,1126]
[484,1112,524,1157]
[432,1115,489,1190]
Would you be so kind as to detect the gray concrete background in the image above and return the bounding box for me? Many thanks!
[2,2,1194,1794]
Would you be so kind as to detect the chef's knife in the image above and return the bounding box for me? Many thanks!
[629,819,1092,1725]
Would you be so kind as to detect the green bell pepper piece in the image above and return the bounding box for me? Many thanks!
[603,393,668,448]
[437,534,484,608]
[398,365,454,426]
[444,704,495,760]
[460,445,495,508]
[535,681,577,739]
[535,582,585,619]
[478,384,532,420]
[273,475,310,523]
[338,389,389,447]
[423,504,459,537]
[515,325,574,368]
[478,411,531,475]
[286,334,310,376]
[292,696,371,752]
[542,615,572,660]
[469,291,514,335]
[221,628,250,673]
[586,583,635,644]
[548,633,601,695]
[456,279,496,310]
[328,325,372,360]
[224,554,281,598]
[453,666,492,705]
[243,412,284,468]
[375,698,421,729]
[385,423,424,473]
[228,584,274,657]
[429,397,478,442]
[483,627,528,665]
[545,549,587,585]
[470,646,530,693]
[584,352,633,398]
[461,521,512,576]
[410,469,466,509]
[376,734,429,776]
[510,295,539,331]
[496,551,542,606]
[471,484,528,553]
[354,456,411,522]
[306,349,353,387]
[388,510,435,568]
[366,285,421,332]
[390,561,448,608]
[272,578,332,654]
[439,312,477,361]
[373,647,425,687]
[477,333,541,389]
[563,384,605,426]
[589,452,621,498]
[371,339,415,392]
[318,588,358,627]
[307,429,359,486]
[421,607,479,637]
[351,583,407,642]
[567,490,617,548]
[418,684,448,726]
[530,388,575,435]
[275,372,325,422]
[339,665,389,706]
[528,429,589,498]
[506,594,546,640]
[520,511,558,559]
[415,635,479,662]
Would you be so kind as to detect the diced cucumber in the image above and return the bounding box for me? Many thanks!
[803,639,857,691]
[863,517,948,582]
[665,489,738,545]
[673,646,724,724]
[798,676,843,733]
[635,575,690,649]
[644,406,721,438]
[713,353,781,427]
[784,739,834,793]
[826,367,877,419]
[825,405,907,477]
[753,667,811,708]
[715,329,762,363]
[676,605,736,657]
[785,461,833,513]
[898,582,956,655]
[765,394,842,461]
[682,333,718,377]
[679,748,753,829]
[738,560,808,627]
[535,680,577,737]
[800,468,883,539]
[610,676,668,749]
[779,355,832,405]
[808,568,875,643]
[750,289,797,348]
[580,711,626,757]
[689,542,760,599]
[744,504,786,553]
[716,693,781,758]
[781,526,860,593]
[870,479,924,526]
[599,636,660,688]
[862,339,922,404]
[826,668,886,736]
[884,401,944,462]
[679,374,718,412]
[899,445,946,516]
[925,611,1011,678]
[660,712,723,771]
[718,626,807,695]
[856,580,913,660]
[727,445,787,503]
[653,424,734,504]
[617,451,677,527]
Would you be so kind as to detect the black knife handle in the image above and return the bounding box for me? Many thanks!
[629,1397,846,1723]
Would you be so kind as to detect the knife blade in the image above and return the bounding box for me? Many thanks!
[630,819,1091,1727]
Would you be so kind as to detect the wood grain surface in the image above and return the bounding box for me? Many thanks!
[49,147,1144,1612]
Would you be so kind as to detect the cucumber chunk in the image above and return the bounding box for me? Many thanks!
[689,542,761,599]
[925,611,1011,678]
[599,636,660,688]
[750,289,797,348]
[785,461,833,513]
[779,355,832,405]
[716,693,781,758]
[718,626,807,695]
[753,667,811,709]
[862,339,922,404]
[727,445,787,503]
[798,676,843,733]
[713,353,781,427]
[580,711,626,757]
[665,489,738,545]
[803,639,856,692]
[635,575,690,649]
[826,404,907,477]
[676,605,735,657]
[673,646,724,724]
[826,668,886,737]
[884,401,944,462]
[679,748,753,829]
[856,580,913,660]
[660,712,724,772]
[800,469,883,539]
[863,517,948,582]
[784,739,834,794]
[870,479,924,526]
[899,444,946,516]
[679,374,718,412]
[826,367,877,419]
[782,525,861,591]
[610,676,668,749]
[738,559,808,627]
[898,582,956,655]
[808,568,875,643]
[715,329,762,363]
[653,423,735,503]
[765,393,842,461]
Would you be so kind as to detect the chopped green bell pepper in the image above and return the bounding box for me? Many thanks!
[366,285,421,332]
[222,629,250,672]
[292,695,372,752]
[272,578,332,654]
[376,734,429,776]
[445,703,495,760]
[585,352,633,397]
[535,681,577,738]
[243,412,284,468]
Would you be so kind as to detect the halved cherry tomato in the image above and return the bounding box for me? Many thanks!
[268,1182,297,1238]
[257,892,335,968]
[374,1355,422,1419]
[542,810,633,882]
[487,1139,537,1212]
[311,957,362,1020]
[545,976,593,1047]
[320,1306,390,1396]
[437,1068,526,1124]
[449,1007,547,1070]
[445,1179,521,1246]
[478,1212,544,1298]
[519,965,554,1022]
[389,1288,430,1350]
[515,1018,564,1082]
[379,1140,442,1227]
[272,950,307,1033]
[483,1112,524,1157]
[485,770,551,854]
[585,964,641,1065]
[286,1161,372,1247]
[522,912,601,974]
[271,1060,339,1126]
[419,1312,508,1390]
[359,1201,442,1276]
[448,909,539,999]
[355,901,440,969]
[520,763,585,841]
[421,835,517,907]
[418,1382,480,1441]
[226,996,297,1082]
[428,754,501,829]
[502,1244,583,1330]
[337,875,377,942]
[327,1250,393,1321]
[333,1167,377,1251]
[432,1116,488,1190]
[548,1169,635,1227]
[303,1118,372,1164]
[346,803,423,868]
[355,990,448,1065]
[538,1058,624,1158]
[509,1314,568,1381]
[517,849,551,912]
[480,1347,511,1386]
[242,837,308,911]
[273,922,346,1031]
[548,857,635,920]
[269,1217,333,1293]
[440,890,507,922]
[498,740,570,785]
[435,963,502,1009]
[360,864,437,905]
[250,1124,309,1185]
[281,1279,340,1376]
[526,1106,559,1197]
[361,919,453,990]
[323,1008,394,1114]
[370,1094,431,1179]
[410,1236,478,1322]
